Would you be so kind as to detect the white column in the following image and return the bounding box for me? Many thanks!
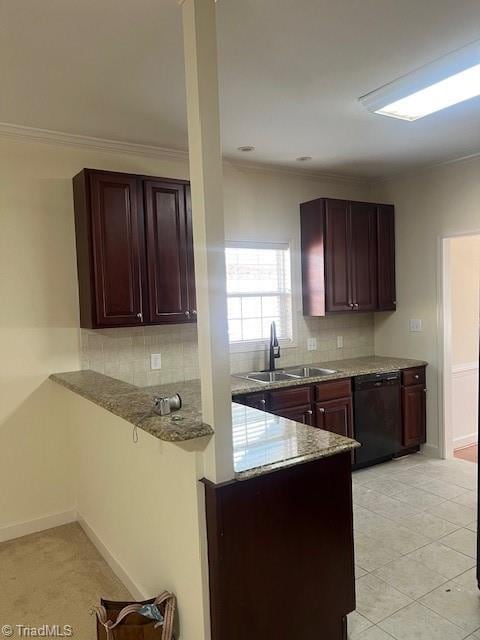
[179,0,233,482]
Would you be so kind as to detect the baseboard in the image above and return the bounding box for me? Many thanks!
[77,514,147,601]
[453,434,478,450]
[0,509,77,543]
[421,443,441,458]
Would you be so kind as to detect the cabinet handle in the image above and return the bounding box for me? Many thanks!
[414,374,420,379]
[354,303,359,308]
[260,399,266,407]
[423,389,427,393]
[318,407,325,413]
[191,309,197,316]
[136,312,143,321]
[349,303,354,308]
[185,310,191,319]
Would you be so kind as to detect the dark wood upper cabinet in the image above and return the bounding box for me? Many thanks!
[300,197,395,315]
[73,169,196,329]
[350,202,378,312]
[377,204,397,310]
[144,180,194,324]
[324,199,352,312]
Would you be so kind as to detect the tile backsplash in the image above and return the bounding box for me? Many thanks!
[80,313,374,387]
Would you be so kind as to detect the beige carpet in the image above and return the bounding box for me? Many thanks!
[0,522,131,638]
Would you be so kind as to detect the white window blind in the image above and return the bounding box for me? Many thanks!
[225,242,292,344]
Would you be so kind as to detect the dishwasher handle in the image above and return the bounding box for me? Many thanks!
[354,371,401,391]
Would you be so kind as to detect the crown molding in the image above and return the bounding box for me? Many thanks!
[0,122,190,162]
[373,148,480,185]
[0,121,367,184]
[223,157,367,184]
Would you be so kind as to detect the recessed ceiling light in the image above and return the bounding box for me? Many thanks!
[296,156,313,162]
[237,145,255,152]
[359,39,480,121]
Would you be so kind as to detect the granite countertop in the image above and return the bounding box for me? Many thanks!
[50,370,213,442]
[232,403,359,480]
[230,355,427,395]
[50,355,425,477]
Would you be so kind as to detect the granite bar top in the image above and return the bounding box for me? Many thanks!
[50,355,424,476]
[232,403,359,480]
[50,370,213,442]
[230,355,427,395]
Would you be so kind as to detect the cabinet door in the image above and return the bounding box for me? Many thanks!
[144,180,192,324]
[402,384,426,447]
[349,202,378,311]
[185,185,197,319]
[324,199,352,312]
[238,393,268,411]
[315,397,353,437]
[90,172,144,327]
[377,205,396,310]
[273,404,314,426]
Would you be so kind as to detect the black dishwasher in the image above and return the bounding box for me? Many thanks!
[353,371,402,468]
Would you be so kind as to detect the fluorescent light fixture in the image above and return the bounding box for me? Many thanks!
[359,40,480,121]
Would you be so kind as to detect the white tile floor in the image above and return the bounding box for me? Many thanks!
[349,453,479,640]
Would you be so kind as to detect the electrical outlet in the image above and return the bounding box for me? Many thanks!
[409,319,423,332]
[150,353,162,370]
[337,335,344,348]
[307,338,317,351]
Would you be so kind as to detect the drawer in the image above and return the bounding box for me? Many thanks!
[314,378,352,402]
[402,367,426,387]
[240,393,268,411]
[269,385,311,410]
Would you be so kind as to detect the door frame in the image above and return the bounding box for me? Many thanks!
[438,230,480,459]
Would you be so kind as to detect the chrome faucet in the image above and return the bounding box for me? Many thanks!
[268,321,281,371]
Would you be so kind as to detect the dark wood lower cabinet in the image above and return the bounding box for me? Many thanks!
[241,392,267,411]
[316,397,353,438]
[203,453,355,640]
[272,404,313,425]
[235,365,428,466]
[402,383,427,447]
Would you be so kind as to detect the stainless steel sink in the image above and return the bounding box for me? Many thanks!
[235,366,338,384]
[283,366,338,378]
[240,371,299,383]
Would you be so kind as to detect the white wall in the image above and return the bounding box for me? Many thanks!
[448,235,479,450]
[450,235,480,367]
[0,135,370,533]
[53,381,210,640]
[0,138,191,535]
[371,157,480,456]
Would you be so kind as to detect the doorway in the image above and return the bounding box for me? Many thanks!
[442,234,480,461]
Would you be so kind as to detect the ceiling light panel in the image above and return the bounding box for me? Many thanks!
[360,39,480,121]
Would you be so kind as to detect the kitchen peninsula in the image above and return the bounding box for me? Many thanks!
[50,354,426,640]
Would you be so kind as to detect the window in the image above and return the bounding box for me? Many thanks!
[225,242,292,345]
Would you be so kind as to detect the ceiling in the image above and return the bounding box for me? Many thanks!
[1,0,480,178]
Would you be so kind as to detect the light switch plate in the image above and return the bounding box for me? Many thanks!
[337,335,344,348]
[150,353,162,370]
[409,319,423,332]
[307,338,317,351]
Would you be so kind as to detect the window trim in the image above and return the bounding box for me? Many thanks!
[225,240,296,353]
